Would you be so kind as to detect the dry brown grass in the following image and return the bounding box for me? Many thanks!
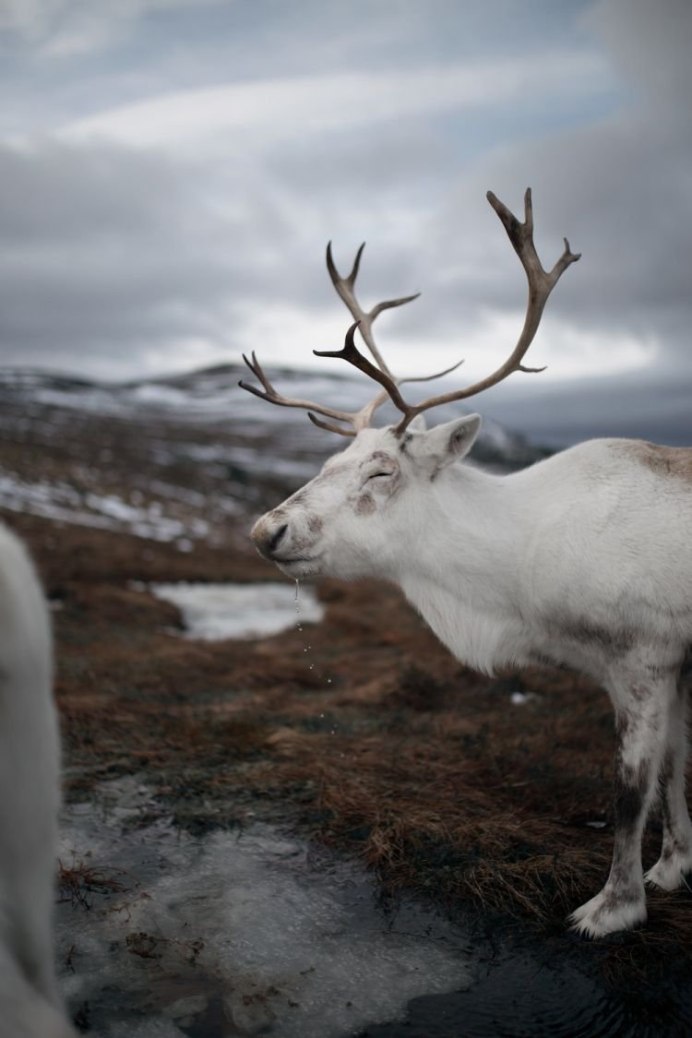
[58,859,128,910]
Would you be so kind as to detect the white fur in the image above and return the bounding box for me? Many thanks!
[252,418,692,937]
[0,523,74,1036]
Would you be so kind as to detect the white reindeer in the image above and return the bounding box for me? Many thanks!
[241,189,692,939]
[0,522,74,1036]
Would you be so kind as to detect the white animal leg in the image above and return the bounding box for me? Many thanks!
[645,679,692,890]
[569,674,674,938]
[0,941,74,1038]
[0,524,74,1034]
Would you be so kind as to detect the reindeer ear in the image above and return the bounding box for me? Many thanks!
[411,414,481,469]
[444,414,482,458]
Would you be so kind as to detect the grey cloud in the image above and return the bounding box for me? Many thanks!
[0,0,216,48]
[585,0,692,105]
[0,133,384,375]
[409,1,692,380]
[483,370,692,449]
[0,142,190,240]
[0,142,266,370]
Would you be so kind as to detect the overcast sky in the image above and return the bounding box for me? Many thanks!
[1,0,691,444]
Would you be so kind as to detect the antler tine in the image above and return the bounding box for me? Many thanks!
[403,358,465,384]
[239,351,359,435]
[325,240,364,292]
[307,412,357,437]
[239,351,275,396]
[326,242,419,380]
[484,188,580,372]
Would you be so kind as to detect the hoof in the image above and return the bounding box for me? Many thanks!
[645,856,692,892]
[568,888,646,939]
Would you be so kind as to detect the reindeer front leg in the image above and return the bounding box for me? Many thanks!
[569,674,674,938]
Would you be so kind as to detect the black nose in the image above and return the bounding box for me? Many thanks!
[267,523,288,556]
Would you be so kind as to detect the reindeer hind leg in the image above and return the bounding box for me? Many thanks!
[645,669,692,891]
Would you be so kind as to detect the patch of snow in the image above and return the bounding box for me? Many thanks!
[0,472,211,544]
[33,386,131,416]
[129,383,192,407]
[57,777,471,1037]
[148,481,207,508]
[149,581,323,640]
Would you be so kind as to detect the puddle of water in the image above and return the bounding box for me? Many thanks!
[56,779,692,1038]
[358,947,692,1038]
[56,778,471,1037]
[147,582,324,640]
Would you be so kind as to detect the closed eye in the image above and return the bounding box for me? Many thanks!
[367,470,394,480]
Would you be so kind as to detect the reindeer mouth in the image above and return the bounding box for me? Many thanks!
[273,555,321,578]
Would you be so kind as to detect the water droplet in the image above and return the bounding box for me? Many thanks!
[294,584,334,688]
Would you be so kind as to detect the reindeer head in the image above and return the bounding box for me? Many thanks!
[242,189,579,580]
[250,415,482,580]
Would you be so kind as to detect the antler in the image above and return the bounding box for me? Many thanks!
[240,189,579,438]
[240,240,457,436]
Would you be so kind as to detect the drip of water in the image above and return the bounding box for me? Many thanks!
[295,579,338,742]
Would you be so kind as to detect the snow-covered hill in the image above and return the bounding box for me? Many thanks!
[0,365,549,547]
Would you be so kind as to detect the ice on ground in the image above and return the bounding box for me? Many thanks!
[57,778,471,1037]
[149,581,324,640]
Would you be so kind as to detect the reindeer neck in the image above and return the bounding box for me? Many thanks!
[393,463,530,673]
[396,463,525,586]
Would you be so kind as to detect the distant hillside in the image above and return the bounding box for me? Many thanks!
[0,364,550,546]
